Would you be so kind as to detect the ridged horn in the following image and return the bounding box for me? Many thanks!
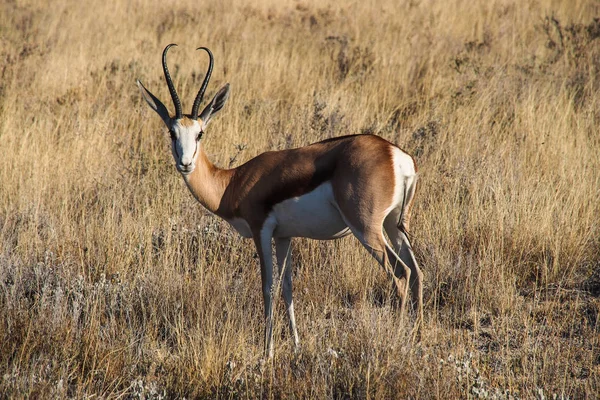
[190,47,214,120]
[162,43,182,119]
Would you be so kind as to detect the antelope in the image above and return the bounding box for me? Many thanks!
[137,44,423,358]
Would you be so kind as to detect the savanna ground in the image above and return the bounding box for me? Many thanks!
[1,0,599,398]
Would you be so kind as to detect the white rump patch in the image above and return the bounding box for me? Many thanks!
[384,147,417,217]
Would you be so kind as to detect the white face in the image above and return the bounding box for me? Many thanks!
[167,117,203,175]
[137,79,230,176]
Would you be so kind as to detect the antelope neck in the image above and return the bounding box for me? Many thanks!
[181,147,233,215]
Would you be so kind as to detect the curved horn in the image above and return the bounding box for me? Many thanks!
[162,43,182,119]
[191,47,214,120]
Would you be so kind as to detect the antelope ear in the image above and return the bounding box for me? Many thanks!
[199,83,230,130]
[137,79,171,125]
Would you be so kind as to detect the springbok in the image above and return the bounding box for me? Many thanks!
[137,44,423,358]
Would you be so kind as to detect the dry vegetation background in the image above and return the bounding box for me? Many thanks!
[1,0,599,398]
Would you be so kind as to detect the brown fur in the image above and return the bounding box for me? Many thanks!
[185,134,401,228]
[178,116,196,127]
[194,135,396,227]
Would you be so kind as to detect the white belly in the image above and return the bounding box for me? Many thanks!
[270,182,350,240]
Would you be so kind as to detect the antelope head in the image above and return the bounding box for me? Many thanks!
[137,44,230,175]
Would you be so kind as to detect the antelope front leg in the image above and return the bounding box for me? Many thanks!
[275,237,300,349]
[253,221,276,358]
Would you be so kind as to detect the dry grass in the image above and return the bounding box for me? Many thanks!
[1,0,599,398]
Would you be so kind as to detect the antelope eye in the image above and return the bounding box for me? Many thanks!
[169,130,176,140]
[196,132,203,141]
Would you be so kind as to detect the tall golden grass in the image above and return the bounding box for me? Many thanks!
[1,0,599,397]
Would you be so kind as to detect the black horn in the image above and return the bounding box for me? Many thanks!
[162,44,183,119]
[191,47,214,120]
